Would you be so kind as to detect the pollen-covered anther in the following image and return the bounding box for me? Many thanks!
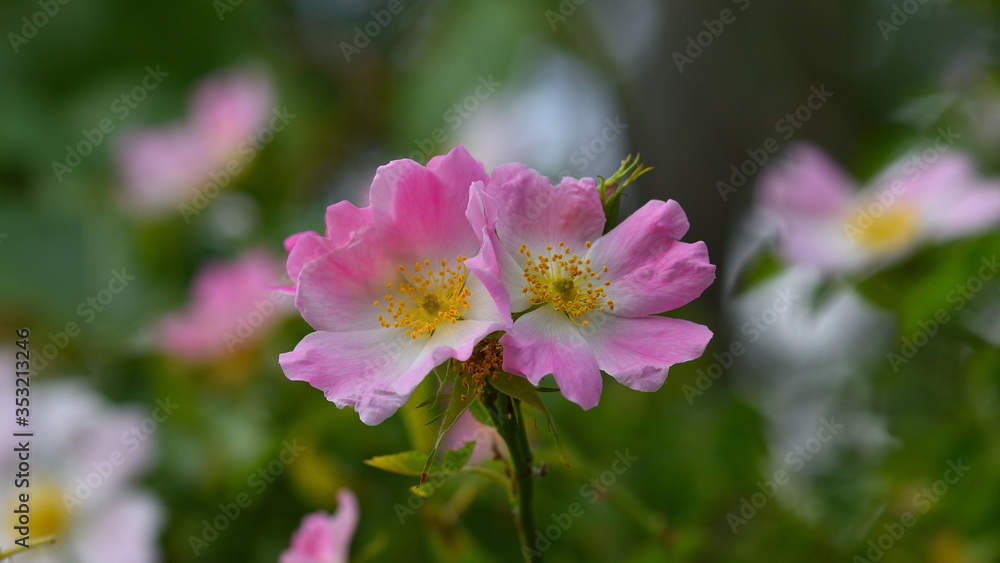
[374,255,472,338]
[456,340,504,397]
[518,242,611,321]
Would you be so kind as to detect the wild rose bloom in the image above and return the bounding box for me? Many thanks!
[279,146,507,425]
[158,250,292,361]
[0,369,164,563]
[467,165,715,409]
[760,143,1000,274]
[116,67,273,214]
[280,489,358,563]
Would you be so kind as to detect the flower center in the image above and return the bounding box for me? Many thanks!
[374,256,472,339]
[519,242,613,325]
[8,482,68,539]
[850,205,919,251]
[456,340,504,401]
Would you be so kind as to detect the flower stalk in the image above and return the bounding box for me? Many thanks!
[484,385,540,563]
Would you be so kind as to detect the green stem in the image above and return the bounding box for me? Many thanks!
[486,391,540,562]
[0,535,57,561]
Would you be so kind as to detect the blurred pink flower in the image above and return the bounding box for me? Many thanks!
[466,164,715,410]
[280,489,359,563]
[0,367,164,563]
[158,250,292,361]
[115,67,273,214]
[760,143,1000,274]
[442,410,502,464]
[279,145,507,425]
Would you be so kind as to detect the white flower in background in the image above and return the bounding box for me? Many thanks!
[0,356,164,563]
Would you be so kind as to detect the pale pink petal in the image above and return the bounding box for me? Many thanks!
[280,490,358,563]
[500,307,602,410]
[294,225,393,332]
[279,329,425,425]
[190,68,273,160]
[587,315,713,392]
[76,491,164,563]
[325,201,374,242]
[466,182,532,313]
[587,203,715,315]
[759,143,854,217]
[287,203,374,288]
[930,183,1000,239]
[369,145,486,263]
[115,126,210,213]
[486,163,605,255]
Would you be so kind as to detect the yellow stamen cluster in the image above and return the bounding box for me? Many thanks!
[456,340,505,401]
[374,256,472,339]
[849,205,919,251]
[519,241,613,325]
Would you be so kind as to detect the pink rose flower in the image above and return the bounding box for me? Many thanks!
[158,250,292,361]
[280,489,359,563]
[279,145,508,425]
[759,143,1000,274]
[115,67,273,215]
[466,164,715,409]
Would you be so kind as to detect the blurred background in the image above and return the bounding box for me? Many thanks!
[2,0,1000,561]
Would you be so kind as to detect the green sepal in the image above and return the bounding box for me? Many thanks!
[420,371,480,484]
[488,373,569,465]
[365,450,437,476]
[598,154,653,233]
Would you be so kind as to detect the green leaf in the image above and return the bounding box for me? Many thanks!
[364,451,435,476]
[420,374,480,483]
[488,373,569,466]
[442,440,477,473]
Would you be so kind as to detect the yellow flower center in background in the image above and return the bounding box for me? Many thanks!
[8,483,68,539]
[519,242,613,325]
[375,256,472,339]
[850,205,919,251]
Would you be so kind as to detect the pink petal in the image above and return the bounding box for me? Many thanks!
[466,182,532,314]
[759,143,854,217]
[280,489,359,563]
[280,315,502,425]
[931,183,1000,239]
[588,201,715,316]
[485,163,605,255]
[294,225,392,332]
[279,329,425,425]
[369,145,486,263]
[587,315,713,392]
[76,490,165,563]
[500,307,602,410]
[324,201,374,243]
